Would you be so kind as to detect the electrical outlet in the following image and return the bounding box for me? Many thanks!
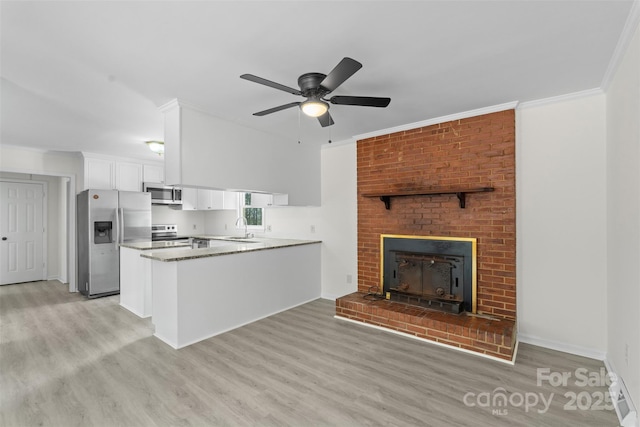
[625,343,629,366]
[192,224,197,230]
[224,224,228,230]
[346,274,352,284]
[310,225,316,233]
[266,225,272,232]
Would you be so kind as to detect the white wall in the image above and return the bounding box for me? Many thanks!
[316,143,357,300]
[606,19,640,410]
[164,102,321,206]
[516,93,608,357]
[0,145,83,191]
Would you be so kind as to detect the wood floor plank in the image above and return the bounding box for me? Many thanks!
[1,281,619,426]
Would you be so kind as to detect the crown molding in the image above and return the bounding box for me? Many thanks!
[601,0,640,91]
[352,101,519,141]
[158,98,216,116]
[517,87,604,110]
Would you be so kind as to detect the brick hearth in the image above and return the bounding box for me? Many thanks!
[336,292,516,361]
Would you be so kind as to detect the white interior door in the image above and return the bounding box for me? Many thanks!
[0,182,45,285]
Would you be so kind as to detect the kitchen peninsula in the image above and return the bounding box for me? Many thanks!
[140,238,321,349]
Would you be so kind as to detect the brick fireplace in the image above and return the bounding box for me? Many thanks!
[335,109,516,361]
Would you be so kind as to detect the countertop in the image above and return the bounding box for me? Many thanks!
[120,240,192,251]
[140,237,321,262]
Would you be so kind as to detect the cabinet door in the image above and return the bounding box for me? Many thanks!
[196,189,224,210]
[115,162,143,192]
[249,192,273,207]
[181,187,198,210]
[85,157,115,190]
[143,164,164,184]
[271,193,289,206]
[223,191,239,210]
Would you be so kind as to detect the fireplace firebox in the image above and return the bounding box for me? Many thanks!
[381,235,476,314]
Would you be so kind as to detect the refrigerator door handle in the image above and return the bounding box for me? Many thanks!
[119,208,125,244]
[114,207,120,249]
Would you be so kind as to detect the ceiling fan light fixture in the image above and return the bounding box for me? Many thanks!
[145,140,164,155]
[300,99,328,117]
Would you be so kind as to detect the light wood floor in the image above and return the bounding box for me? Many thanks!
[1,281,618,426]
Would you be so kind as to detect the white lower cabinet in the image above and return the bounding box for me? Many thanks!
[120,246,191,318]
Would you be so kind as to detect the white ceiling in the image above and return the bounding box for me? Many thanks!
[1,1,635,161]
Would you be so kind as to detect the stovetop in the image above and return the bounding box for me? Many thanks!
[151,224,190,242]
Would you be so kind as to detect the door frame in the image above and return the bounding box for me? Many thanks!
[0,168,77,293]
[0,179,48,284]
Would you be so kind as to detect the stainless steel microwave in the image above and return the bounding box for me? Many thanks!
[143,182,182,205]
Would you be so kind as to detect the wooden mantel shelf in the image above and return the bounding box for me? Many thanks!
[362,187,494,209]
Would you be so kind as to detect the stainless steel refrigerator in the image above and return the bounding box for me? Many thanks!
[77,189,151,298]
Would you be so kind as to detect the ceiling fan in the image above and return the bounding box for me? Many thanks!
[240,57,391,127]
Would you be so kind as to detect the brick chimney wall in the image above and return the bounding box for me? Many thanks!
[357,110,516,320]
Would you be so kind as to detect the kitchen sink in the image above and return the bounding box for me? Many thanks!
[210,236,259,243]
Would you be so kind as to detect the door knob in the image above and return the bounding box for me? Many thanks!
[1,237,7,241]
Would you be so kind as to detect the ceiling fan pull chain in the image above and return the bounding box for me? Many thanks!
[297,108,301,144]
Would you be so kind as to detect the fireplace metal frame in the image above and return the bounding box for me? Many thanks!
[380,234,477,313]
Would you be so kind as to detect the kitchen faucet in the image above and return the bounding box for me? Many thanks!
[235,216,249,238]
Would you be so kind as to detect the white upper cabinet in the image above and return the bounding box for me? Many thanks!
[160,100,320,205]
[247,192,272,207]
[244,192,288,207]
[179,188,238,211]
[143,164,164,184]
[271,193,289,206]
[84,157,115,190]
[180,187,198,210]
[115,161,143,192]
[223,191,239,210]
[83,153,160,192]
[196,189,225,210]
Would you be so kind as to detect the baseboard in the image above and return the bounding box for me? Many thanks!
[320,292,340,301]
[518,333,606,360]
[165,295,322,350]
[153,332,179,350]
[119,303,151,319]
[604,358,638,427]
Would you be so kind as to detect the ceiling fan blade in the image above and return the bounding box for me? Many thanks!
[329,96,391,108]
[319,57,362,93]
[240,74,302,95]
[253,102,301,116]
[317,111,335,127]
